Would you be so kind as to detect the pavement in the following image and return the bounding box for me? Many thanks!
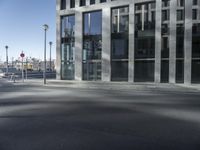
[0,78,200,150]
[7,78,200,91]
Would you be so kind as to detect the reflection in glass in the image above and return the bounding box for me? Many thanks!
[111,61,128,81]
[111,6,129,81]
[135,61,155,82]
[161,60,169,83]
[192,23,200,83]
[112,7,129,33]
[111,38,128,59]
[83,11,102,80]
[176,60,184,83]
[83,62,101,80]
[61,15,75,80]
[192,60,200,83]
[134,2,155,82]
[192,24,200,58]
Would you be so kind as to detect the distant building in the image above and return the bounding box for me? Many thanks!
[59,0,199,84]
[38,60,55,71]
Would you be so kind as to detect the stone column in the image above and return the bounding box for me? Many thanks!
[169,0,177,83]
[96,0,100,4]
[56,0,61,80]
[184,0,193,84]
[75,0,80,7]
[66,0,70,9]
[86,0,90,6]
[128,3,135,82]
[155,0,162,83]
[102,8,111,82]
[75,11,83,81]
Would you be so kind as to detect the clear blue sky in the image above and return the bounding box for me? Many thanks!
[0,0,56,62]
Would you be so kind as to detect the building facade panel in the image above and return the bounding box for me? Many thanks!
[56,0,200,84]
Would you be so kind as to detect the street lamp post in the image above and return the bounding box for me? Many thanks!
[5,46,8,75]
[20,51,25,83]
[49,41,52,72]
[26,57,28,80]
[43,24,49,84]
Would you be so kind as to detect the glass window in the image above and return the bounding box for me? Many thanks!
[162,10,170,21]
[176,24,184,58]
[192,60,200,83]
[111,38,128,59]
[112,7,129,33]
[90,0,95,5]
[61,62,75,80]
[151,3,156,9]
[135,3,155,31]
[111,61,128,81]
[161,60,169,83]
[135,61,155,82]
[176,60,184,83]
[192,24,200,58]
[162,0,170,7]
[161,37,169,58]
[61,16,75,38]
[70,0,75,8]
[134,2,156,82]
[177,10,184,21]
[100,0,106,3]
[162,24,169,35]
[111,6,129,81]
[83,62,101,80]
[177,0,184,7]
[83,11,102,81]
[84,11,102,35]
[135,38,155,59]
[61,0,66,10]
[192,9,197,20]
[80,0,86,6]
[193,0,198,5]
[83,36,102,60]
[61,15,75,80]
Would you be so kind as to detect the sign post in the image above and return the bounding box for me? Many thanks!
[20,52,25,82]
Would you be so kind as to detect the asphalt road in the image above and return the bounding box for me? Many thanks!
[0,79,200,150]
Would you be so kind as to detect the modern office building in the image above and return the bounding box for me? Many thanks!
[56,0,200,84]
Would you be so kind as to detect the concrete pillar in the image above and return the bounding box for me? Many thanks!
[184,0,193,84]
[155,0,162,83]
[57,0,61,11]
[66,0,70,9]
[56,0,61,80]
[96,0,100,4]
[86,0,90,6]
[128,3,135,82]
[102,8,111,82]
[169,0,177,83]
[75,0,80,7]
[75,11,83,81]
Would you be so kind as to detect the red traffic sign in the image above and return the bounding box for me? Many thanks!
[20,52,25,58]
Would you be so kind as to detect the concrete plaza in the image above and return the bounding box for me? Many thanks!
[0,79,200,150]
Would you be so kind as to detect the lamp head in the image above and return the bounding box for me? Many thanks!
[43,24,49,30]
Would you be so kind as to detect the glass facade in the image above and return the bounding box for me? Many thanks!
[61,15,75,80]
[192,23,200,83]
[58,0,200,84]
[111,6,129,81]
[83,11,102,80]
[134,2,155,82]
[161,0,170,83]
